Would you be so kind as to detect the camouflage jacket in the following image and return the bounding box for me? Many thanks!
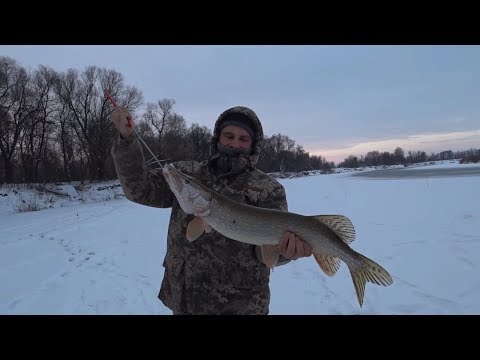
[111,135,289,315]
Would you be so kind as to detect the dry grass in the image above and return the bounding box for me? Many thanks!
[460,155,480,164]
[14,196,44,213]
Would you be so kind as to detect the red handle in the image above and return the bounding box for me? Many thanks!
[103,89,117,107]
[104,89,132,127]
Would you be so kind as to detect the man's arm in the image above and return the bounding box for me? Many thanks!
[110,107,175,208]
[111,134,175,208]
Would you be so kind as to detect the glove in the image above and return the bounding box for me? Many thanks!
[111,107,134,139]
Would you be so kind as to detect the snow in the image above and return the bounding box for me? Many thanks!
[1,159,479,314]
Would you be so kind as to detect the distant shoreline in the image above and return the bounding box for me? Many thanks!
[350,166,480,179]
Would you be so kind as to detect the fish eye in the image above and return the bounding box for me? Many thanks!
[185,179,190,184]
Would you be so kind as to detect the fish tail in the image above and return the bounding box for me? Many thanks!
[349,254,393,307]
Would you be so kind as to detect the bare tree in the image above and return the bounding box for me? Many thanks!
[268,133,296,171]
[53,89,75,181]
[144,99,175,141]
[142,99,188,161]
[406,150,427,164]
[364,151,381,166]
[339,155,359,168]
[0,57,44,182]
[19,65,59,182]
[56,66,143,180]
[393,147,405,165]
[187,123,212,162]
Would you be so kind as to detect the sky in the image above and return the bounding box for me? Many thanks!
[1,160,479,315]
[1,45,480,163]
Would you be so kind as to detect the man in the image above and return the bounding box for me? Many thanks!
[111,106,312,315]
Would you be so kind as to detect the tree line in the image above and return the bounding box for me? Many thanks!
[338,147,480,168]
[0,56,333,184]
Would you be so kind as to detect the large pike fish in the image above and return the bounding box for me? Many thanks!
[162,163,393,307]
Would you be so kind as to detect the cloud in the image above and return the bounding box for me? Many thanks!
[409,130,480,143]
[308,129,480,163]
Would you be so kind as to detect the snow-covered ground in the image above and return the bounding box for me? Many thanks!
[1,159,479,314]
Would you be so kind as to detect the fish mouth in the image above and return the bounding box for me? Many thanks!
[162,164,209,216]
[162,164,183,191]
[163,164,199,187]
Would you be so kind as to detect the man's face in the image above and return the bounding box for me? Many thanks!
[219,125,253,152]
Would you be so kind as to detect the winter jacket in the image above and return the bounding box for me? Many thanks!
[111,106,288,314]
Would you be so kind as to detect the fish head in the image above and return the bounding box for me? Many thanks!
[162,164,212,216]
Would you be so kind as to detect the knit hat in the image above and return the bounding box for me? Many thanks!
[218,113,255,140]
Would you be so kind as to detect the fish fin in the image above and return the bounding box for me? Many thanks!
[186,216,207,242]
[349,254,393,307]
[261,245,279,269]
[311,215,356,244]
[205,225,212,233]
[313,253,341,276]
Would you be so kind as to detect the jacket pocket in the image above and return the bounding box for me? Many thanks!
[160,255,186,312]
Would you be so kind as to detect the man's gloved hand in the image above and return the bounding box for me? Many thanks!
[260,231,312,268]
[111,107,134,139]
[277,231,312,260]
